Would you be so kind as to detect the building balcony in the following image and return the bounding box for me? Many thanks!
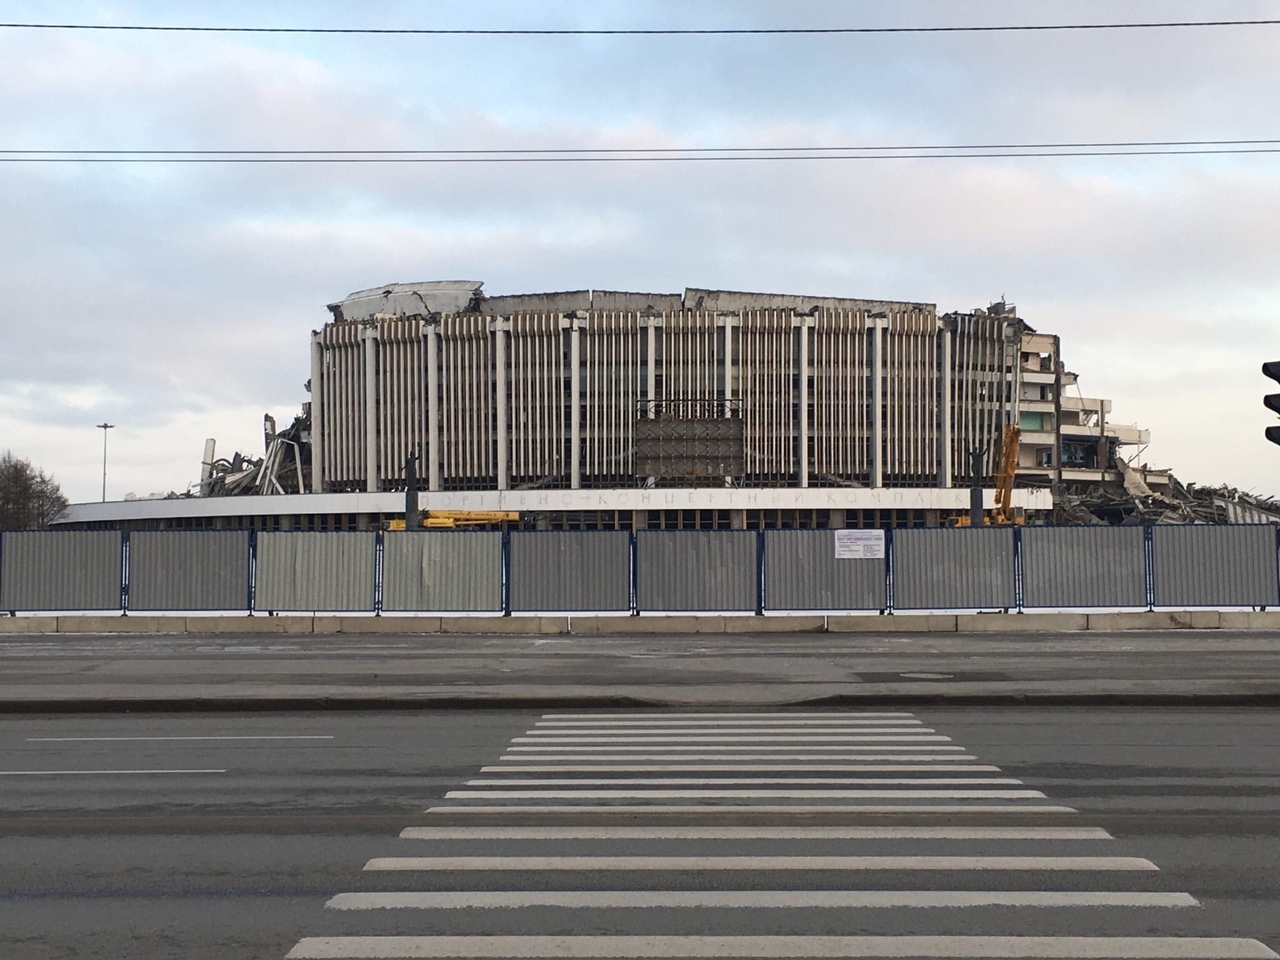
[1019,399,1056,413]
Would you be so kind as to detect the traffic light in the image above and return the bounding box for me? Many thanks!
[1264,362,1280,445]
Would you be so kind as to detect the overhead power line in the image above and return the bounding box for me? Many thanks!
[1,19,1279,36]
[2,139,1278,162]
[3,139,1278,155]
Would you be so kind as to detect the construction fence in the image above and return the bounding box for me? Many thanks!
[1,525,1277,615]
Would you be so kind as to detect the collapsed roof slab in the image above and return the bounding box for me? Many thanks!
[328,281,484,321]
[684,288,935,314]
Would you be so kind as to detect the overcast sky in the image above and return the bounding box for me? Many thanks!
[3,0,1279,503]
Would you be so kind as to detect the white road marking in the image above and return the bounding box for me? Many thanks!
[427,804,1079,814]
[464,778,1024,786]
[24,742,335,747]
[0,768,226,776]
[541,712,916,718]
[363,855,1152,871]
[519,727,931,737]
[286,935,1280,959]
[506,742,952,747]
[397,826,1114,840]
[500,752,978,760]
[326,890,1196,910]
[444,789,1047,799]
[484,764,1001,772]
[506,745,967,752]
[533,719,925,726]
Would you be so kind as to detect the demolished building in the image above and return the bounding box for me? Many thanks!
[59,280,1269,531]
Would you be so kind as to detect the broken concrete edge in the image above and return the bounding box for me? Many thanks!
[2,610,1280,634]
[5,691,1280,714]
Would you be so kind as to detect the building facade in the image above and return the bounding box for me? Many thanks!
[67,281,1174,531]
[312,283,1021,497]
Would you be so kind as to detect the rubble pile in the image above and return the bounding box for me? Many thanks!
[202,413,311,497]
[1053,467,1280,526]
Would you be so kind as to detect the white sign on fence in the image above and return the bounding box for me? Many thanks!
[834,529,886,560]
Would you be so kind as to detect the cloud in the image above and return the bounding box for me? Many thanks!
[3,0,1280,498]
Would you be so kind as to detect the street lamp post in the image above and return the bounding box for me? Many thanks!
[96,423,114,502]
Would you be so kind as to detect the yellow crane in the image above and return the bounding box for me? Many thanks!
[951,424,1024,526]
[386,510,519,531]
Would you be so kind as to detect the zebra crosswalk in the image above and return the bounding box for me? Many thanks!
[284,711,1278,959]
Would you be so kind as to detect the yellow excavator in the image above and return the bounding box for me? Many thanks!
[386,510,519,531]
[951,424,1024,526]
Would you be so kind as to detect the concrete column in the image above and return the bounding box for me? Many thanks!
[570,316,582,489]
[940,326,953,488]
[647,319,658,416]
[872,319,884,488]
[1053,333,1063,483]
[426,323,441,491]
[362,326,378,493]
[722,313,736,410]
[798,317,810,487]
[495,319,509,491]
[309,333,324,493]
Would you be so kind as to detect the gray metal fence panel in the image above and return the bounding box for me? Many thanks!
[0,531,122,611]
[254,531,376,612]
[382,531,503,612]
[509,531,631,612]
[892,528,1016,610]
[1021,526,1147,608]
[1152,525,1280,607]
[129,531,251,611]
[764,530,886,611]
[637,531,757,612]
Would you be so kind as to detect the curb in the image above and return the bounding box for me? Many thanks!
[4,610,1280,635]
[5,692,1280,713]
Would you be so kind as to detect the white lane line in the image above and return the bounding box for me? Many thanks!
[533,719,925,726]
[364,855,1156,871]
[507,745,967,752]
[444,789,1047,799]
[285,935,1280,958]
[326,890,1197,910]
[0,769,226,776]
[397,826,1114,840]
[427,804,1079,814]
[499,757,977,762]
[541,712,915,718]
[509,742,952,747]
[25,742,335,747]
[484,765,1001,772]
[525,725,931,733]
[465,778,1024,786]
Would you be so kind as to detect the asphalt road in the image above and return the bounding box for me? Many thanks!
[4,630,1280,706]
[1,708,1278,959]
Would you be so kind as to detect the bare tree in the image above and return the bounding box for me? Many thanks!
[0,452,69,530]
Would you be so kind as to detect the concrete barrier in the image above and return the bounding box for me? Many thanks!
[1219,611,1280,629]
[1086,611,1221,631]
[438,617,569,635]
[723,616,826,634]
[333,617,444,634]
[956,613,1089,632]
[7,609,1280,635]
[828,614,957,633]
[55,615,179,634]
[184,616,315,634]
[578,616,726,634]
[0,616,59,633]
